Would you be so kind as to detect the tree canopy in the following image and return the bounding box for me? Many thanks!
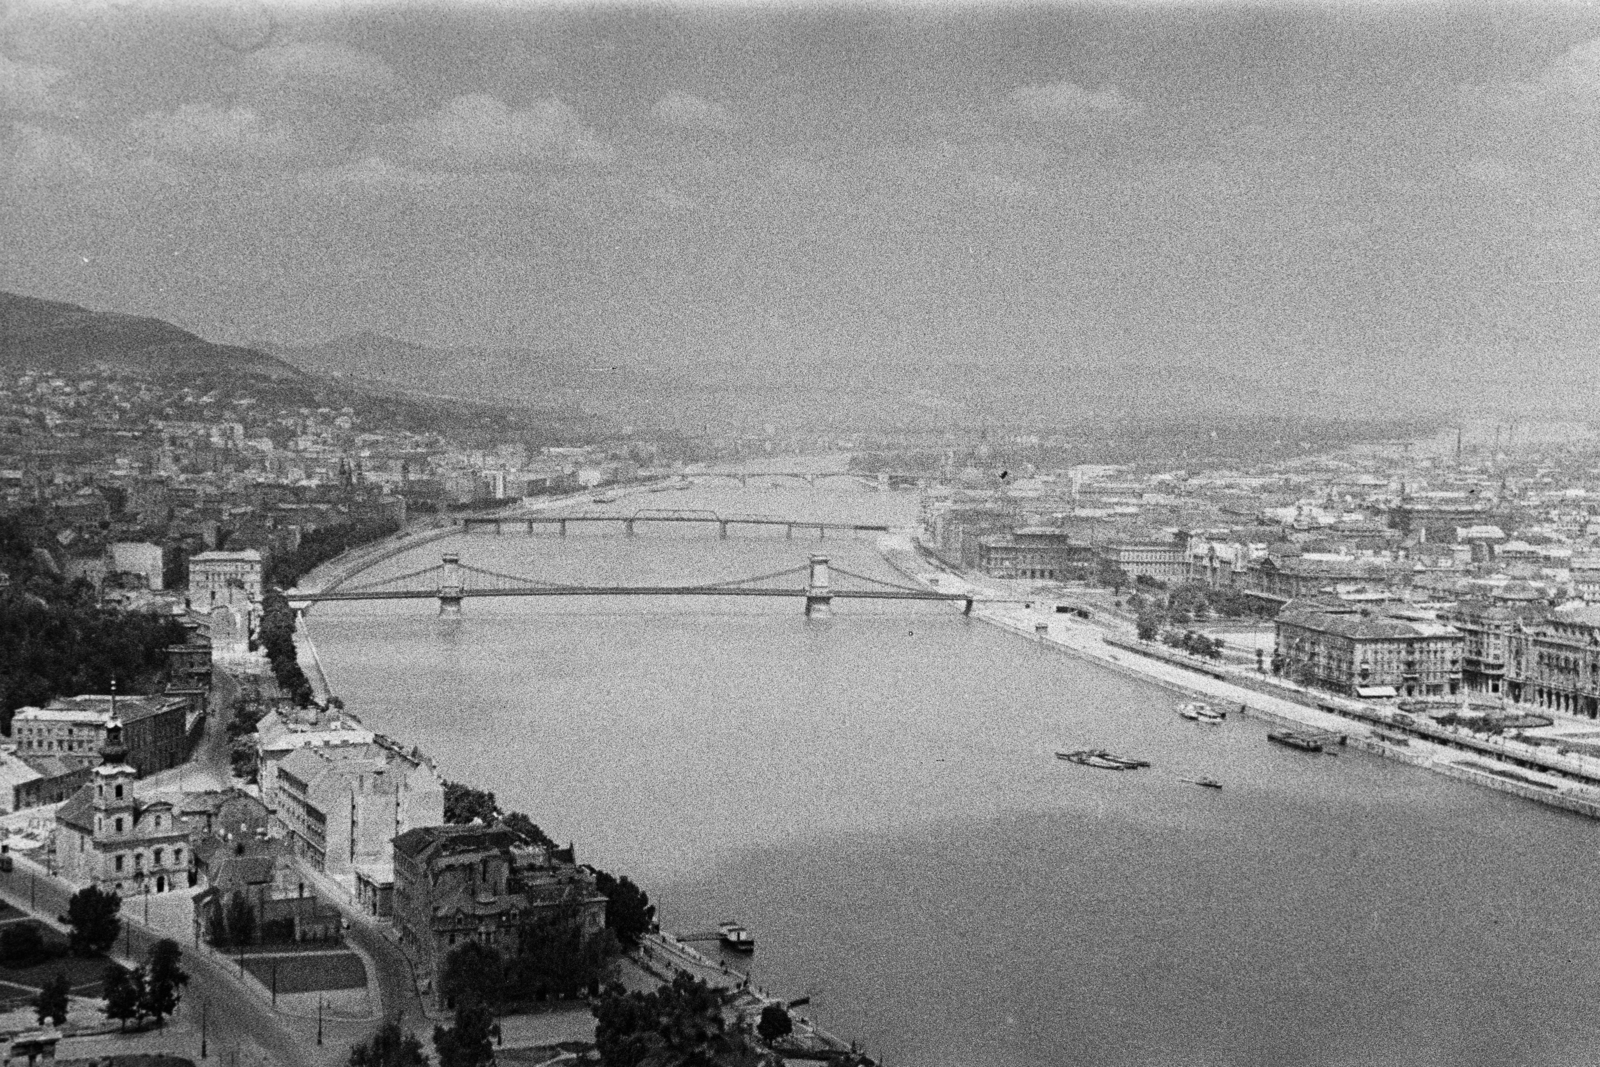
[65,886,121,956]
[351,1019,431,1067]
[592,974,763,1067]
[590,870,655,950]
[433,999,499,1067]
[144,939,188,1024]
[34,972,70,1027]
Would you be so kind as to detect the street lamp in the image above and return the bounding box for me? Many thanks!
[316,996,324,1045]
[201,1000,208,1059]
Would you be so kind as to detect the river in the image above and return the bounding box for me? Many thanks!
[310,480,1600,1067]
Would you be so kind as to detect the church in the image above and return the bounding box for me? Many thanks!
[54,719,193,896]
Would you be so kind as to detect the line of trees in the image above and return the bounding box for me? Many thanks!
[257,588,313,706]
[0,516,187,731]
[265,518,401,590]
[104,938,188,1031]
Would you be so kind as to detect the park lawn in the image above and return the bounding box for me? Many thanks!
[242,951,366,993]
[0,921,110,993]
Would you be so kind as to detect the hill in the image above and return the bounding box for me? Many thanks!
[0,291,303,381]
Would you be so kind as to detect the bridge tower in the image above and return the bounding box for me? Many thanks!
[439,553,464,616]
[805,554,832,619]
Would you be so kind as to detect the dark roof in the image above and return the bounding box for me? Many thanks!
[55,785,94,835]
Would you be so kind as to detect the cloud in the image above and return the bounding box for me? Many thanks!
[1008,80,1144,124]
[1465,37,1600,117]
[2,123,93,187]
[0,54,71,114]
[391,94,610,166]
[131,103,307,163]
[225,42,402,119]
[651,92,736,133]
[296,155,442,193]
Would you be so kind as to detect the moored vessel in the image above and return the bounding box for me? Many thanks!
[719,922,756,952]
[1179,702,1225,724]
[1057,749,1150,770]
[1268,730,1324,753]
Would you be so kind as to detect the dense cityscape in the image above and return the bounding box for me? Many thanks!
[10,0,1600,1063]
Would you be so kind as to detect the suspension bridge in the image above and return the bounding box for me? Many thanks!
[287,554,976,617]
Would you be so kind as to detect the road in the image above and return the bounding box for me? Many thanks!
[0,857,314,1067]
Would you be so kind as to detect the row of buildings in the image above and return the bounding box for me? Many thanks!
[1273,589,1600,717]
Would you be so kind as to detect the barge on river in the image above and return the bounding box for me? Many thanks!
[1268,730,1328,753]
[1057,750,1151,770]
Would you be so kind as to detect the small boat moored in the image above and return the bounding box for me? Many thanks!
[1179,702,1226,724]
[719,922,756,952]
[1181,777,1224,789]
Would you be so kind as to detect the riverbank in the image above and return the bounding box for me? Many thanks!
[883,532,1600,822]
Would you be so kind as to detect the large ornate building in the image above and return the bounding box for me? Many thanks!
[1274,601,1464,698]
[391,823,607,1001]
[54,720,193,896]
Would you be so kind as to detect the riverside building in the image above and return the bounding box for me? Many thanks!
[1274,601,1464,698]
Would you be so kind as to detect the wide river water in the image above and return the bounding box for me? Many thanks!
[311,480,1600,1067]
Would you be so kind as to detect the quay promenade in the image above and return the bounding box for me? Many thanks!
[882,534,1600,822]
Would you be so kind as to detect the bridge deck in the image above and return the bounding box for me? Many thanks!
[298,586,969,603]
[462,515,891,532]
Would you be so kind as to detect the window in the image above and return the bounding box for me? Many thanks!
[114,817,123,833]
[114,855,124,872]
[115,784,123,799]
[173,848,182,865]
[154,848,163,865]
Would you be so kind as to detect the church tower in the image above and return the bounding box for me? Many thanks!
[92,709,138,842]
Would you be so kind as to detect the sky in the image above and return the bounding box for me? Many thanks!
[3,1,1600,418]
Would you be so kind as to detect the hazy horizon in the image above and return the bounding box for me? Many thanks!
[5,2,1599,419]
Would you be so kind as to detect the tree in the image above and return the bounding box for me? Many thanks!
[34,972,70,1026]
[103,963,145,1031]
[1,922,45,964]
[350,1019,430,1067]
[65,886,121,956]
[757,1004,793,1044]
[433,999,499,1067]
[592,974,757,1067]
[143,939,188,1024]
[590,870,655,950]
[438,941,506,1012]
[225,891,256,947]
[442,781,498,826]
[1135,613,1160,643]
[500,811,555,851]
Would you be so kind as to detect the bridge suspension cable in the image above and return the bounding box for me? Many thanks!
[827,564,941,596]
[696,563,812,590]
[456,563,566,589]
[337,562,447,595]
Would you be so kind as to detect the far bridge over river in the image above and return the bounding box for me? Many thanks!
[289,553,987,617]
[459,508,893,540]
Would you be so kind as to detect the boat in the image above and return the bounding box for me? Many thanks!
[591,491,620,504]
[718,922,755,952]
[1179,702,1225,724]
[1056,749,1150,770]
[1180,777,1223,789]
[1267,730,1324,753]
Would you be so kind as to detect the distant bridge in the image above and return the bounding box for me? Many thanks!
[684,470,930,488]
[460,509,894,540]
[289,553,977,617]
